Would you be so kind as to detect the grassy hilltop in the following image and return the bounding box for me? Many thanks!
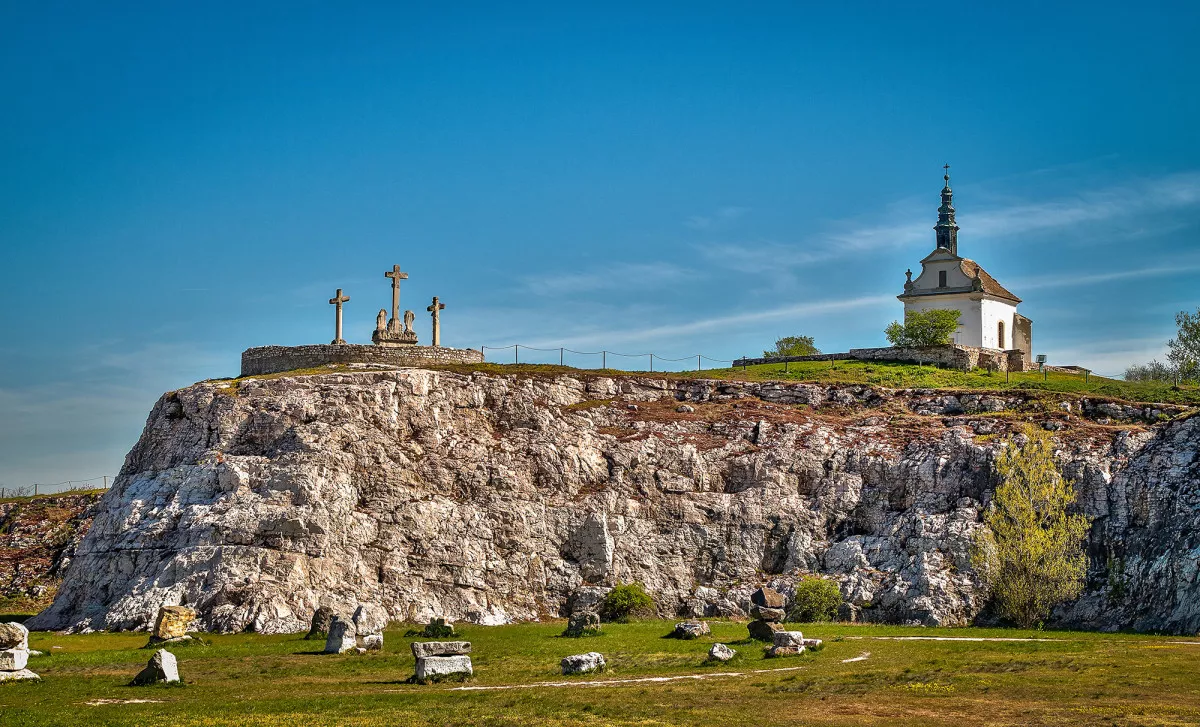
[1,620,1198,726]
[429,359,1200,407]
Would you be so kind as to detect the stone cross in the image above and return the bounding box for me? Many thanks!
[427,296,445,347]
[384,265,408,328]
[328,289,350,344]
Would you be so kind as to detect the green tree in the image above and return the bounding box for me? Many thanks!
[972,425,1091,628]
[1167,307,1200,381]
[787,576,842,622]
[598,583,655,623]
[884,309,962,347]
[764,335,820,358]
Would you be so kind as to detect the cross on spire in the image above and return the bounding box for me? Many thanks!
[943,162,951,184]
[328,288,350,345]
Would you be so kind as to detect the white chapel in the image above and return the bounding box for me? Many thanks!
[898,166,1032,367]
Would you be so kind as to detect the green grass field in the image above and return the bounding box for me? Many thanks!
[3,620,1198,726]
[428,359,1200,407]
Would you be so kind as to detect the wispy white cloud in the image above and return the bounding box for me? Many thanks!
[1014,262,1200,291]
[685,206,750,231]
[519,261,697,296]
[1040,336,1171,378]
[528,293,895,349]
[700,170,1200,276]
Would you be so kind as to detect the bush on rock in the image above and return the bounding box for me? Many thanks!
[787,576,843,623]
[598,583,655,623]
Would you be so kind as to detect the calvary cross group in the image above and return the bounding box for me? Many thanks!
[328,264,447,347]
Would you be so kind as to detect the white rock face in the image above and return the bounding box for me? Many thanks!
[561,652,605,675]
[0,624,28,651]
[24,369,1200,634]
[415,654,472,681]
[708,643,736,662]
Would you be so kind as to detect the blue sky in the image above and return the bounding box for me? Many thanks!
[2,1,1199,484]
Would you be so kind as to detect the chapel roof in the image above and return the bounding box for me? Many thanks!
[958,258,1022,304]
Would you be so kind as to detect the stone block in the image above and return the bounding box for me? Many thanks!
[707,643,736,662]
[414,655,473,681]
[747,620,784,641]
[410,641,472,658]
[152,606,195,641]
[305,606,336,640]
[131,649,180,685]
[772,630,805,648]
[672,621,711,639]
[561,652,605,675]
[324,617,356,654]
[0,623,28,650]
[352,603,389,635]
[563,611,601,637]
[0,669,39,682]
[750,605,786,622]
[360,633,383,651]
[750,587,786,609]
[766,645,804,658]
[0,648,28,671]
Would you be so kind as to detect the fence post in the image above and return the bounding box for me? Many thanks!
[602,351,607,369]
[103,475,108,489]
[514,345,519,364]
[34,484,38,497]
[560,348,564,366]
[785,359,789,373]
[1044,368,1048,381]
[1085,370,1089,383]
[649,353,654,372]
[697,355,701,372]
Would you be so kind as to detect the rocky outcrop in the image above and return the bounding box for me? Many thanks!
[26,369,1200,634]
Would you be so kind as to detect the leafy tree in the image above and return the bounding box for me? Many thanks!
[1167,307,1200,381]
[598,583,655,623]
[787,576,842,622]
[884,309,962,347]
[764,335,820,358]
[1123,360,1175,382]
[972,425,1090,628]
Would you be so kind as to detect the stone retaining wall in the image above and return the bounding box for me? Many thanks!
[240,344,484,377]
[735,345,1029,372]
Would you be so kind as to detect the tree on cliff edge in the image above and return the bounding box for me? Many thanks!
[972,425,1090,628]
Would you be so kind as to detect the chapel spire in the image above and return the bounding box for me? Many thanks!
[934,163,959,255]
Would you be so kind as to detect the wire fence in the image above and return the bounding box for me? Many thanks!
[480,345,737,372]
[0,476,113,500]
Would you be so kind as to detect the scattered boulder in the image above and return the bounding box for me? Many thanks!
[749,605,786,622]
[411,641,472,683]
[747,620,784,642]
[750,587,787,610]
[414,655,473,682]
[563,611,602,637]
[0,624,27,650]
[324,617,357,654]
[676,405,695,413]
[148,606,195,646]
[130,649,180,685]
[361,634,384,652]
[0,649,28,671]
[304,606,336,640]
[561,652,606,675]
[707,643,737,662]
[672,621,711,640]
[411,641,473,658]
[352,603,387,650]
[766,630,806,658]
[0,623,36,682]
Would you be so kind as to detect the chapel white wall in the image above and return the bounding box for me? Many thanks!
[979,299,1018,350]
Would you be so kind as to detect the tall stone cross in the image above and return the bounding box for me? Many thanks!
[427,296,446,347]
[328,288,350,345]
[384,265,408,327]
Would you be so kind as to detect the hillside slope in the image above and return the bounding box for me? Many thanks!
[27,368,1200,634]
[0,492,101,612]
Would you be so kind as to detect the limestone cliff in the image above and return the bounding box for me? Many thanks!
[27,368,1200,634]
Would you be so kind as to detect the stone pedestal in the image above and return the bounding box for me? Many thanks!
[411,641,472,682]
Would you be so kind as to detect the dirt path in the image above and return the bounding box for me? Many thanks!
[448,665,809,691]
